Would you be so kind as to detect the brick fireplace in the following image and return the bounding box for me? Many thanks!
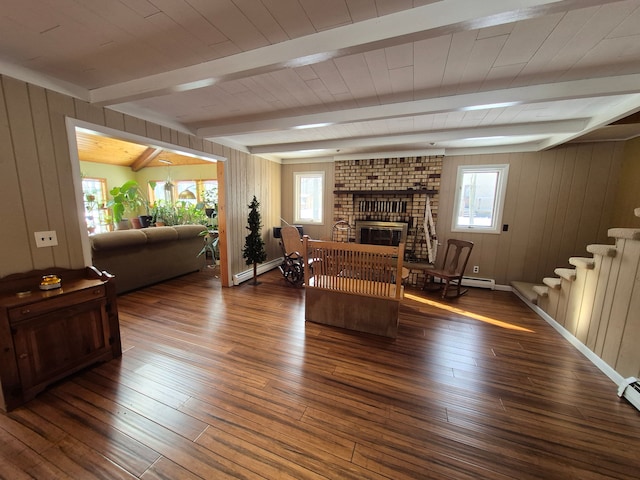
[333,156,442,262]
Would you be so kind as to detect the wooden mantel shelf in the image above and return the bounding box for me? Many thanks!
[333,188,437,195]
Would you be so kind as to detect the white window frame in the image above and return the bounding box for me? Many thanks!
[149,179,217,205]
[82,177,109,235]
[452,164,509,234]
[294,171,324,224]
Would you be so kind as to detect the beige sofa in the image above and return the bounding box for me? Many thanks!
[90,225,206,294]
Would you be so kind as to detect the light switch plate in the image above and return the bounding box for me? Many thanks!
[34,230,58,248]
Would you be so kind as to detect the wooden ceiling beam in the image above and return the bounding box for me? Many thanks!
[197,74,640,138]
[130,147,163,172]
[90,0,613,106]
[249,119,587,154]
[611,111,640,126]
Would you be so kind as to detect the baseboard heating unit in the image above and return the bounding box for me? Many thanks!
[429,276,496,290]
[461,276,496,290]
[232,257,282,285]
[617,377,640,411]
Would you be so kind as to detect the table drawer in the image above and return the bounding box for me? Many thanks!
[8,286,106,323]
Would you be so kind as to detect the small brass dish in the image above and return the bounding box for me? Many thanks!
[39,275,62,290]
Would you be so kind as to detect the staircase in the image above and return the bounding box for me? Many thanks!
[511,208,640,386]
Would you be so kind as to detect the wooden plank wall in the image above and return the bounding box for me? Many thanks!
[222,148,282,279]
[611,136,640,229]
[0,74,281,282]
[0,77,43,274]
[424,144,625,286]
[2,71,630,287]
[281,144,627,287]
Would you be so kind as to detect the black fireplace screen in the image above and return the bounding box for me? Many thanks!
[355,221,408,246]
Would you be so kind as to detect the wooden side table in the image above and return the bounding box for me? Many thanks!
[0,267,121,411]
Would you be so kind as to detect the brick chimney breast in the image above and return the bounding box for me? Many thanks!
[333,156,442,261]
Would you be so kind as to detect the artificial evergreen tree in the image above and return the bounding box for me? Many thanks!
[242,195,267,285]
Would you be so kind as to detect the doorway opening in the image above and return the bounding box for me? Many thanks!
[66,118,228,284]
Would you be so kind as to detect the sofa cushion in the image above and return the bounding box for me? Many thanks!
[90,225,207,294]
[143,226,179,243]
[174,224,207,239]
[91,230,147,251]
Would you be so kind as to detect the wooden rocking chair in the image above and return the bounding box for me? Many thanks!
[278,225,307,286]
[423,239,474,298]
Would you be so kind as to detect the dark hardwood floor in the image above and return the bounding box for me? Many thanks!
[1,268,640,479]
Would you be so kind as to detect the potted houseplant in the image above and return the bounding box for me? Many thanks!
[173,200,208,225]
[203,186,218,220]
[197,227,219,266]
[138,180,156,227]
[107,180,154,229]
[150,200,209,227]
[151,200,174,226]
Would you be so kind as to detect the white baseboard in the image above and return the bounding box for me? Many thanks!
[511,288,624,387]
[232,257,283,285]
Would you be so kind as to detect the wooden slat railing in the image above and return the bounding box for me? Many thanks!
[303,237,404,299]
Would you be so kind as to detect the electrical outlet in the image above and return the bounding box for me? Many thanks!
[34,230,58,248]
[472,265,479,274]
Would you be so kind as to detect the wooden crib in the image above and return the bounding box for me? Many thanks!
[303,236,405,338]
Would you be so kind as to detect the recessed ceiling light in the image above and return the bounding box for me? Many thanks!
[462,136,507,141]
[174,79,215,92]
[297,149,326,153]
[293,123,333,129]
[461,102,520,111]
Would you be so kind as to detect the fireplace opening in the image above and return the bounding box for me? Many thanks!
[356,221,408,246]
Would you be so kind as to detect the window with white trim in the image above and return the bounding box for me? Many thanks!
[149,179,217,206]
[452,164,509,234]
[294,172,324,224]
[82,177,110,235]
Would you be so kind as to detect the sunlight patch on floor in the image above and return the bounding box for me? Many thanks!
[404,293,535,333]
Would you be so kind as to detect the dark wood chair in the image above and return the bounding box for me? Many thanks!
[423,239,474,298]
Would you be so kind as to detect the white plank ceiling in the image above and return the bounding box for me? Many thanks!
[2,0,640,161]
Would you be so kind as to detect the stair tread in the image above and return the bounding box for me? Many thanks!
[569,257,595,269]
[543,277,562,289]
[586,244,617,257]
[608,228,640,240]
[510,281,541,304]
[554,268,576,281]
[532,285,549,297]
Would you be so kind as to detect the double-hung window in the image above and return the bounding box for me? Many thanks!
[452,164,508,234]
[294,172,323,224]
